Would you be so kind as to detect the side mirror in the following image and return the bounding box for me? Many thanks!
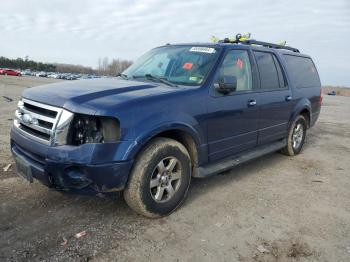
[214,76,237,95]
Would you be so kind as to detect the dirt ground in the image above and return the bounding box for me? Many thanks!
[1,76,350,262]
[322,86,350,97]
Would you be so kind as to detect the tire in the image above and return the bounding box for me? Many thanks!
[281,115,307,156]
[124,137,191,218]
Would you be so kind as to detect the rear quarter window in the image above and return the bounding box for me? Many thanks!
[283,55,321,88]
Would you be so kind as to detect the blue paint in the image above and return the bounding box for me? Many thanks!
[10,43,321,195]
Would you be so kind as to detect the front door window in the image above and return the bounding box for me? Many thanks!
[215,50,253,92]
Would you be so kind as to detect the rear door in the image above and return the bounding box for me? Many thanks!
[253,50,294,145]
[206,49,260,162]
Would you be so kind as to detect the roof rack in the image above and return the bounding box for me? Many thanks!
[216,33,300,53]
[241,39,299,53]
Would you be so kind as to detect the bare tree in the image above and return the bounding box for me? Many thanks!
[97,57,132,76]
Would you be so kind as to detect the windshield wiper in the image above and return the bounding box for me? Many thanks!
[133,74,177,87]
[116,73,129,80]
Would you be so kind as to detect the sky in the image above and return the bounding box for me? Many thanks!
[0,0,349,86]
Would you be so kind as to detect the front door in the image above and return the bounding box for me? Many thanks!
[206,49,260,162]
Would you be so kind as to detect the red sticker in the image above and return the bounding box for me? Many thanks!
[236,58,243,69]
[183,62,193,70]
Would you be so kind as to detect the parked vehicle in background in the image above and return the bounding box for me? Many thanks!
[47,73,61,79]
[21,70,32,76]
[0,68,21,76]
[63,74,79,80]
[53,74,62,79]
[10,37,322,217]
[36,71,47,77]
[13,70,102,80]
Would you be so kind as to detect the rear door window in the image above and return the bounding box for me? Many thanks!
[254,51,281,90]
[283,55,321,88]
[272,55,287,88]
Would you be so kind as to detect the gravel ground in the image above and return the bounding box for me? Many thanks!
[1,75,350,262]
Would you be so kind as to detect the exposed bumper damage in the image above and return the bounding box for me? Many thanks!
[10,127,133,197]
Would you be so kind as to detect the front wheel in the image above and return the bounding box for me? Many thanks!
[124,137,191,218]
[281,115,307,156]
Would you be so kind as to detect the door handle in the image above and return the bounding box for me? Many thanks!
[285,95,292,102]
[247,99,257,107]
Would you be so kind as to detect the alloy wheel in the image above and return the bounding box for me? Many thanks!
[149,157,182,203]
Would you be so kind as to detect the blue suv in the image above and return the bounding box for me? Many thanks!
[11,38,322,217]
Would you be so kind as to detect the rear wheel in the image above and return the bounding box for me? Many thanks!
[281,115,307,156]
[124,137,191,218]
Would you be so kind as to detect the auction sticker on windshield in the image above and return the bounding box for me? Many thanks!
[189,47,216,53]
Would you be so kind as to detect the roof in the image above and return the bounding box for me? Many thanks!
[162,40,306,56]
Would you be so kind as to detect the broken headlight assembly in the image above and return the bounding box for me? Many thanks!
[70,115,120,145]
[52,109,75,146]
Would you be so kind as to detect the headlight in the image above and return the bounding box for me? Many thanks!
[70,114,120,145]
[52,109,74,146]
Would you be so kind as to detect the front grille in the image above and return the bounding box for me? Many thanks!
[23,102,58,118]
[20,125,51,140]
[14,98,63,145]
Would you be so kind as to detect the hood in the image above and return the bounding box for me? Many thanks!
[22,78,183,114]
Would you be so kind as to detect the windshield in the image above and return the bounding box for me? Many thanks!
[123,45,220,86]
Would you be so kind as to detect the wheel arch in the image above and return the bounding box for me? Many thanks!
[127,124,202,177]
[289,99,312,129]
[299,108,311,128]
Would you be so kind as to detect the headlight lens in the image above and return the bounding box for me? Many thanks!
[52,109,74,146]
[71,114,120,145]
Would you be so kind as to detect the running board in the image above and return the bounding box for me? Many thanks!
[194,139,286,178]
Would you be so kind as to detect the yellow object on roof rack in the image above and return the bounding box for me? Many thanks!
[210,33,299,53]
[211,33,251,43]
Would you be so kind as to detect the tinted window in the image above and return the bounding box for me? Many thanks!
[254,52,280,90]
[216,50,253,91]
[283,55,321,88]
[272,55,287,88]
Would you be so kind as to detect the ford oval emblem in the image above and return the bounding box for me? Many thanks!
[22,113,38,125]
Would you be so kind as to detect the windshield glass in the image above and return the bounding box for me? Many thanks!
[123,45,220,86]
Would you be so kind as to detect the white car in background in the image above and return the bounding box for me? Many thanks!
[21,70,32,76]
[36,71,47,77]
[47,73,57,78]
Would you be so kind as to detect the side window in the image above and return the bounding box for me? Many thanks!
[215,50,252,91]
[254,51,281,90]
[283,55,321,88]
[272,55,287,88]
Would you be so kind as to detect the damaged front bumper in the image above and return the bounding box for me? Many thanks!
[10,127,133,196]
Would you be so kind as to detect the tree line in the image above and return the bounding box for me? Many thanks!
[0,56,56,72]
[0,56,132,76]
[98,57,133,76]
